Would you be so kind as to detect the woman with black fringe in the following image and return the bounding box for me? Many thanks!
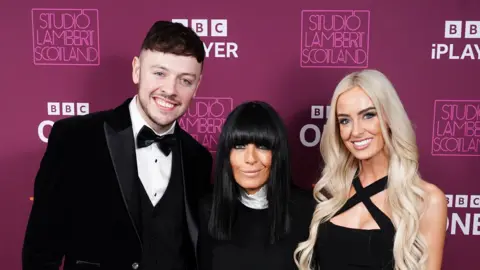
[197,101,315,270]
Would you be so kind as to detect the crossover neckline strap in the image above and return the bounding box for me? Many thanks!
[334,175,394,234]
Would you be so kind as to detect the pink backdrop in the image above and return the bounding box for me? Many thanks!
[1,0,479,269]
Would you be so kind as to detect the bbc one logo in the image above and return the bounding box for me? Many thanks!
[178,97,233,153]
[431,20,480,60]
[38,102,89,142]
[446,194,480,235]
[431,100,480,156]
[300,10,370,68]
[299,105,330,147]
[171,19,239,59]
[31,8,100,65]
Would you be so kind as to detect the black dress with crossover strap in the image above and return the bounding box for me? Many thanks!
[314,175,395,269]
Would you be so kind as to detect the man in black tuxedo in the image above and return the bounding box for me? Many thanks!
[22,21,213,270]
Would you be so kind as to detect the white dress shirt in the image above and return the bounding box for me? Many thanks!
[129,95,176,206]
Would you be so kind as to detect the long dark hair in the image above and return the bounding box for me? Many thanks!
[208,101,292,244]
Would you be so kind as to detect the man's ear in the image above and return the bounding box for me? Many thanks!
[132,56,140,84]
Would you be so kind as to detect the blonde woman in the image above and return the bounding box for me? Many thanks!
[294,69,448,270]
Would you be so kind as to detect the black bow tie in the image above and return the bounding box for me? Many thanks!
[136,125,176,156]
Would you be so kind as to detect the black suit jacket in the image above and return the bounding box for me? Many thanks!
[22,98,213,270]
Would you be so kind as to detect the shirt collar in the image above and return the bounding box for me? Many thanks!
[238,185,268,209]
[129,95,176,148]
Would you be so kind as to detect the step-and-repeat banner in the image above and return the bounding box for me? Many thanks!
[1,0,478,269]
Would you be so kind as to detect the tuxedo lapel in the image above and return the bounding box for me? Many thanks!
[103,98,142,249]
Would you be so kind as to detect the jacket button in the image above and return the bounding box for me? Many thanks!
[132,262,139,269]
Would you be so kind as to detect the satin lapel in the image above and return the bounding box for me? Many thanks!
[104,122,142,250]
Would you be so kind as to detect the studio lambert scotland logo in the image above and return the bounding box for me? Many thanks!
[178,97,233,153]
[300,10,370,68]
[31,8,100,66]
[431,100,480,156]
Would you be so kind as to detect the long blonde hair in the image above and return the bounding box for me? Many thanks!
[294,69,428,270]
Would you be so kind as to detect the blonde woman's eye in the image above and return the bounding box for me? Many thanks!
[338,118,349,125]
[364,112,377,119]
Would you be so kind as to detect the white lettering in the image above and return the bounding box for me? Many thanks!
[38,120,54,143]
[203,42,239,58]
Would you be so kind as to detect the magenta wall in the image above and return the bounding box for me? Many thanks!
[1,0,479,268]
